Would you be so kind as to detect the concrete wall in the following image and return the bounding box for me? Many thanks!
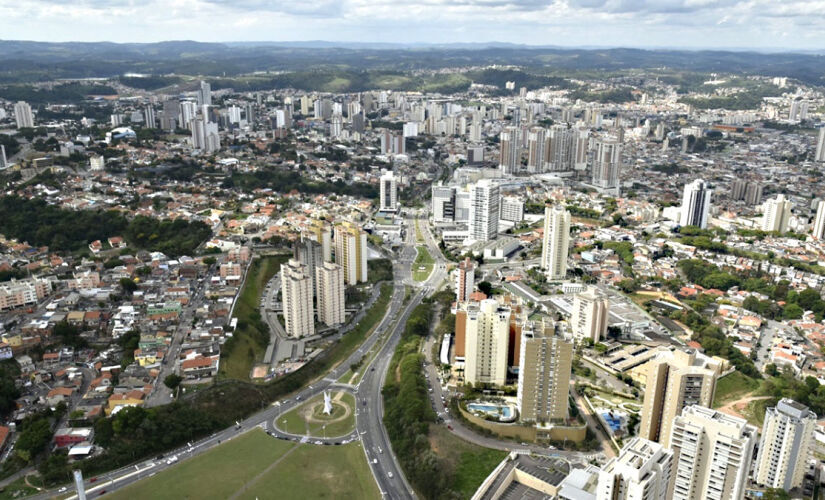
[459,405,587,443]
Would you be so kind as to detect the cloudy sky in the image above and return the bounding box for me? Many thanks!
[1,0,824,50]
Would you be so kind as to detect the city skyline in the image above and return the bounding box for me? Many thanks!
[2,0,825,51]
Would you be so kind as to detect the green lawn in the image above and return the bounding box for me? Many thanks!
[106,429,379,500]
[742,398,773,428]
[428,425,508,498]
[412,246,434,282]
[276,392,356,438]
[712,371,760,408]
[0,476,39,500]
[414,219,423,242]
[221,254,289,380]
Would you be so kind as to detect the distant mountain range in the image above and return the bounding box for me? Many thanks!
[0,40,823,86]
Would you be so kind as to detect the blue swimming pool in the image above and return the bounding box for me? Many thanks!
[467,403,513,418]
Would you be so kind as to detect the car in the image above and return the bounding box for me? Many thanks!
[373,459,378,464]
[98,490,106,496]
[388,472,394,478]
[90,478,98,483]
[447,425,453,430]
[58,487,68,493]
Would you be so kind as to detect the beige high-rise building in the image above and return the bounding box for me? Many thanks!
[464,299,510,386]
[516,320,572,423]
[669,405,757,500]
[307,219,332,262]
[541,204,571,280]
[639,350,722,447]
[334,222,368,285]
[762,194,792,233]
[280,259,314,338]
[596,437,674,500]
[315,262,345,327]
[812,200,825,240]
[570,286,608,342]
[754,398,816,491]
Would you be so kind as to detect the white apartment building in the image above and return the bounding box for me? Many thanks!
[280,259,315,338]
[680,179,712,229]
[464,299,510,386]
[596,437,674,500]
[762,194,792,233]
[541,205,571,280]
[316,262,345,327]
[468,179,500,242]
[379,171,398,212]
[754,398,816,491]
[570,286,608,342]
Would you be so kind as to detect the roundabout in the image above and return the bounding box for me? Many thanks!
[275,391,357,439]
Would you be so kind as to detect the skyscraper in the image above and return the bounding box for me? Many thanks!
[293,237,324,295]
[669,405,757,500]
[191,118,220,153]
[591,138,622,191]
[334,222,368,285]
[0,145,7,170]
[744,182,763,206]
[679,179,712,229]
[144,105,156,129]
[639,349,721,447]
[280,259,315,338]
[379,171,398,212]
[468,179,500,242]
[432,185,456,223]
[526,127,548,173]
[541,205,571,280]
[516,320,572,423]
[754,399,816,491]
[498,127,520,174]
[13,101,34,129]
[596,437,674,500]
[197,80,212,107]
[570,286,609,343]
[456,257,475,303]
[815,127,825,162]
[316,262,345,327]
[813,200,825,240]
[547,124,575,172]
[308,220,332,262]
[464,299,510,386]
[762,194,792,233]
[160,98,179,131]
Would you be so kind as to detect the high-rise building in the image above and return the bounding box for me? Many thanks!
[315,262,345,327]
[499,127,520,174]
[596,437,674,500]
[499,197,524,223]
[517,320,572,422]
[468,179,500,242]
[197,80,212,107]
[812,200,825,240]
[160,99,179,131]
[191,118,220,153]
[0,145,7,170]
[14,101,34,129]
[754,399,816,491]
[456,257,475,303]
[379,130,405,155]
[816,127,825,162]
[745,182,763,206]
[762,194,792,233]
[570,286,609,342]
[179,101,197,130]
[293,237,324,295]
[379,171,398,212]
[330,113,343,138]
[591,139,622,190]
[541,205,571,280]
[547,125,575,172]
[308,220,332,262]
[334,222,368,285]
[432,185,456,223]
[639,350,721,447]
[464,299,510,386]
[280,259,315,338]
[526,127,548,173]
[669,405,757,500]
[730,180,747,201]
[573,129,589,171]
[300,95,310,116]
[144,105,156,129]
[679,179,712,229]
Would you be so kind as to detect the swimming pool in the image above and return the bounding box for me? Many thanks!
[467,403,513,418]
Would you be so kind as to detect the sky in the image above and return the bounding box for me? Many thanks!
[1,0,824,51]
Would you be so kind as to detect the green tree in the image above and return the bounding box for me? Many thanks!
[164,374,183,390]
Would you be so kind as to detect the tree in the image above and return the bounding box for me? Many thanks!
[119,277,138,294]
[477,281,493,296]
[164,374,183,390]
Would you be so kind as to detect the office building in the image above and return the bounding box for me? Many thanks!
[279,259,315,338]
[499,127,520,174]
[526,127,548,172]
[669,406,757,500]
[762,194,792,233]
[467,146,484,165]
[813,200,825,240]
[464,299,510,386]
[570,286,608,342]
[197,80,212,107]
[679,179,712,229]
[308,220,332,262]
[500,196,524,223]
[816,127,825,162]
[293,237,324,294]
[432,185,456,223]
[14,101,34,129]
[541,205,571,280]
[316,262,345,327]
[334,222,368,285]
[754,399,816,491]
[456,257,475,303]
[468,179,500,242]
[379,171,398,212]
[591,139,622,191]
[596,437,674,500]
[639,349,721,447]
[517,320,572,422]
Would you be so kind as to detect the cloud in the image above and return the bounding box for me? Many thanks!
[196,0,344,16]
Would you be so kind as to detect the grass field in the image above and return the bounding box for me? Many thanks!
[0,476,38,499]
[221,254,289,380]
[276,392,356,438]
[107,428,379,500]
[414,219,423,242]
[741,398,773,428]
[712,371,760,408]
[412,246,434,282]
[428,425,508,498]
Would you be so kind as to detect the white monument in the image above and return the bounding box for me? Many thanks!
[323,391,333,415]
